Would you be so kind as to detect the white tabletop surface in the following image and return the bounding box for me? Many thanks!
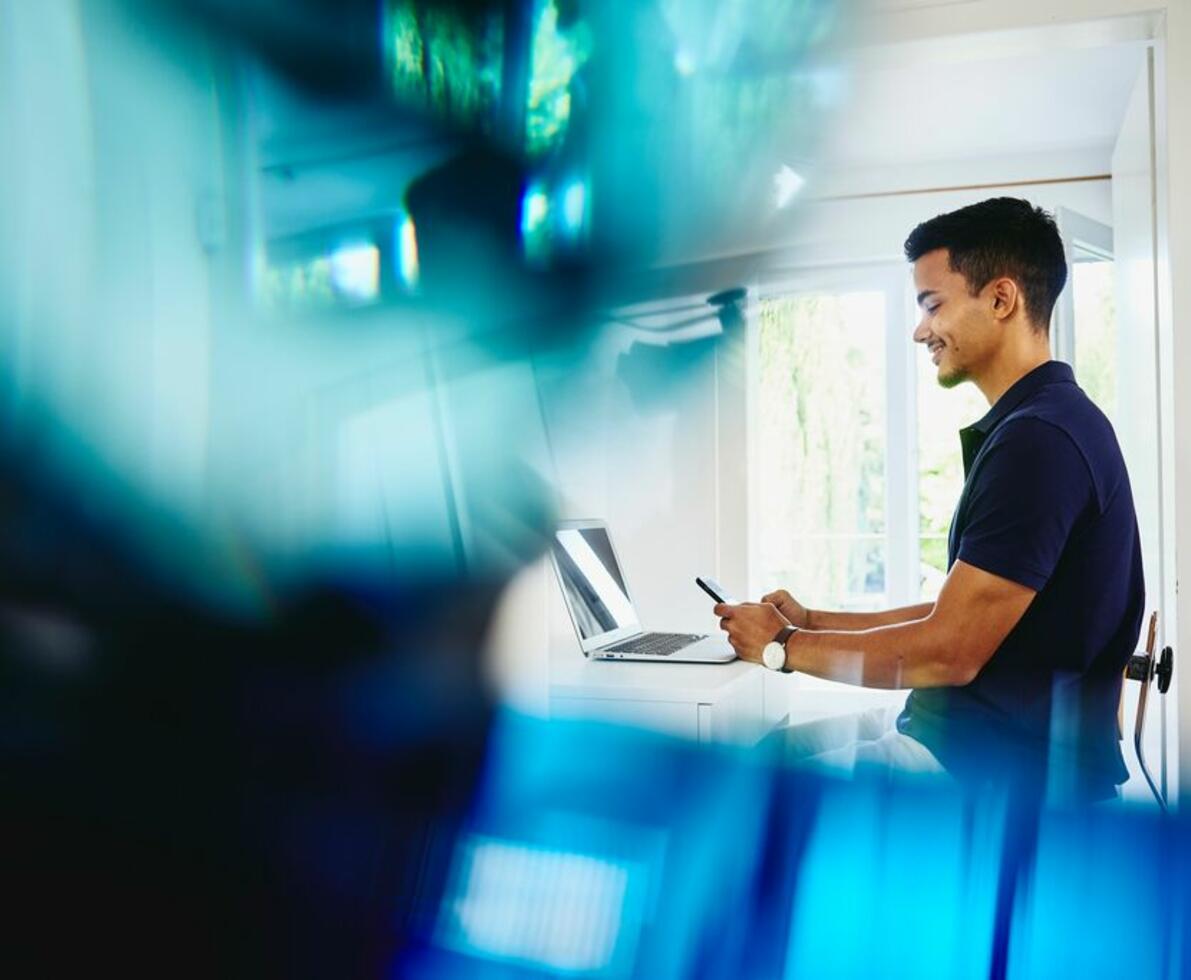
[549,653,759,703]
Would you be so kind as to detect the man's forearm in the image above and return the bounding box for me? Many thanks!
[806,602,934,632]
[785,616,960,689]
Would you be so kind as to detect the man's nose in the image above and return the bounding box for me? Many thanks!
[912,318,931,344]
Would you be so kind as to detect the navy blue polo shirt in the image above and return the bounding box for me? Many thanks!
[897,361,1144,799]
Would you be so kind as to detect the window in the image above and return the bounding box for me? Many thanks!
[1071,253,1118,425]
[915,343,986,600]
[260,220,415,315]
[751,266,988,610]
[1054,208,1117,424]
[753,280,890,612]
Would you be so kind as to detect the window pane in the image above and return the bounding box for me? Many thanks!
[916,348,987,601]
[756,291,886,611]
[1072,256,1117,426]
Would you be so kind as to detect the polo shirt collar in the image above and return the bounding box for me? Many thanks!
[969,360,1075,435]
[959,360,1074,474]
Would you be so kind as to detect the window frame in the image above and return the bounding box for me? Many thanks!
[1054,206,1114,368]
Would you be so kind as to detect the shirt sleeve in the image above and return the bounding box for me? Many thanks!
[955,417,1095,592]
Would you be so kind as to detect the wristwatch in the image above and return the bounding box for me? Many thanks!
[761,625,798,673]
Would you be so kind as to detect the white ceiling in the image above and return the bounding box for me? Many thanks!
[819,40,1148,172]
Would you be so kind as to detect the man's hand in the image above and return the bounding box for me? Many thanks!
[713,602,790,664]
[760,589,810,629]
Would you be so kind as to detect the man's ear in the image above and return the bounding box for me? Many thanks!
[990,277,1019,321]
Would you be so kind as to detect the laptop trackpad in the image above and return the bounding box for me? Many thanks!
[673,635,735,663]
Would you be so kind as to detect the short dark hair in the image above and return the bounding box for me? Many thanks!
[904,197,1067,331]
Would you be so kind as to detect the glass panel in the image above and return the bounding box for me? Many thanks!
[382,0,591,157]
[262,232,386,314]
[915,346,987,601]
[756,291,886,611]
[1071,255,1118,426]
[384,1,505,135]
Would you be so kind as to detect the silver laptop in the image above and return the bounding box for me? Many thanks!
[550,519,735,663]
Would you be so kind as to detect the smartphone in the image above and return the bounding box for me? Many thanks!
[695,576,737,605]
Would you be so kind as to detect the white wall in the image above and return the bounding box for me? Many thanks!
[769,179,1113,272]
[0,0,221,516]
[478,311,753,716]
[537,322,747,666]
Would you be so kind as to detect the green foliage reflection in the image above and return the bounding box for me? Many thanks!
[262,255,334,313]
[385,0,504,132]
[1072,259,1117,426]
[757,293,886,611]
[383,0,589,156]
[526,2,591,156]
[916,344,987,598]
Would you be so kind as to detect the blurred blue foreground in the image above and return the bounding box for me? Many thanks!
[399,711,1186,980]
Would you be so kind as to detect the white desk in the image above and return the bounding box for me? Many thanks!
[549,656,789,746]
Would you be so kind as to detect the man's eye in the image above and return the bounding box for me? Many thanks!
[928,305,940,315]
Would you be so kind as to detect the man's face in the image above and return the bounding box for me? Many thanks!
[911,248,999,389]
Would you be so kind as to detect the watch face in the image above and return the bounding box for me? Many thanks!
[762,642,785,671]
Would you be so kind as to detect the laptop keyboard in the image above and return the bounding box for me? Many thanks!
[604,632,705,657]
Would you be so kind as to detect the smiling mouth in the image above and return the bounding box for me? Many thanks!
[928,342,944,365]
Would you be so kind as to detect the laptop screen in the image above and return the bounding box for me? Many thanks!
[552,526,640,642]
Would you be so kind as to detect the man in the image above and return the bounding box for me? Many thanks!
[717,197,1144,801]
